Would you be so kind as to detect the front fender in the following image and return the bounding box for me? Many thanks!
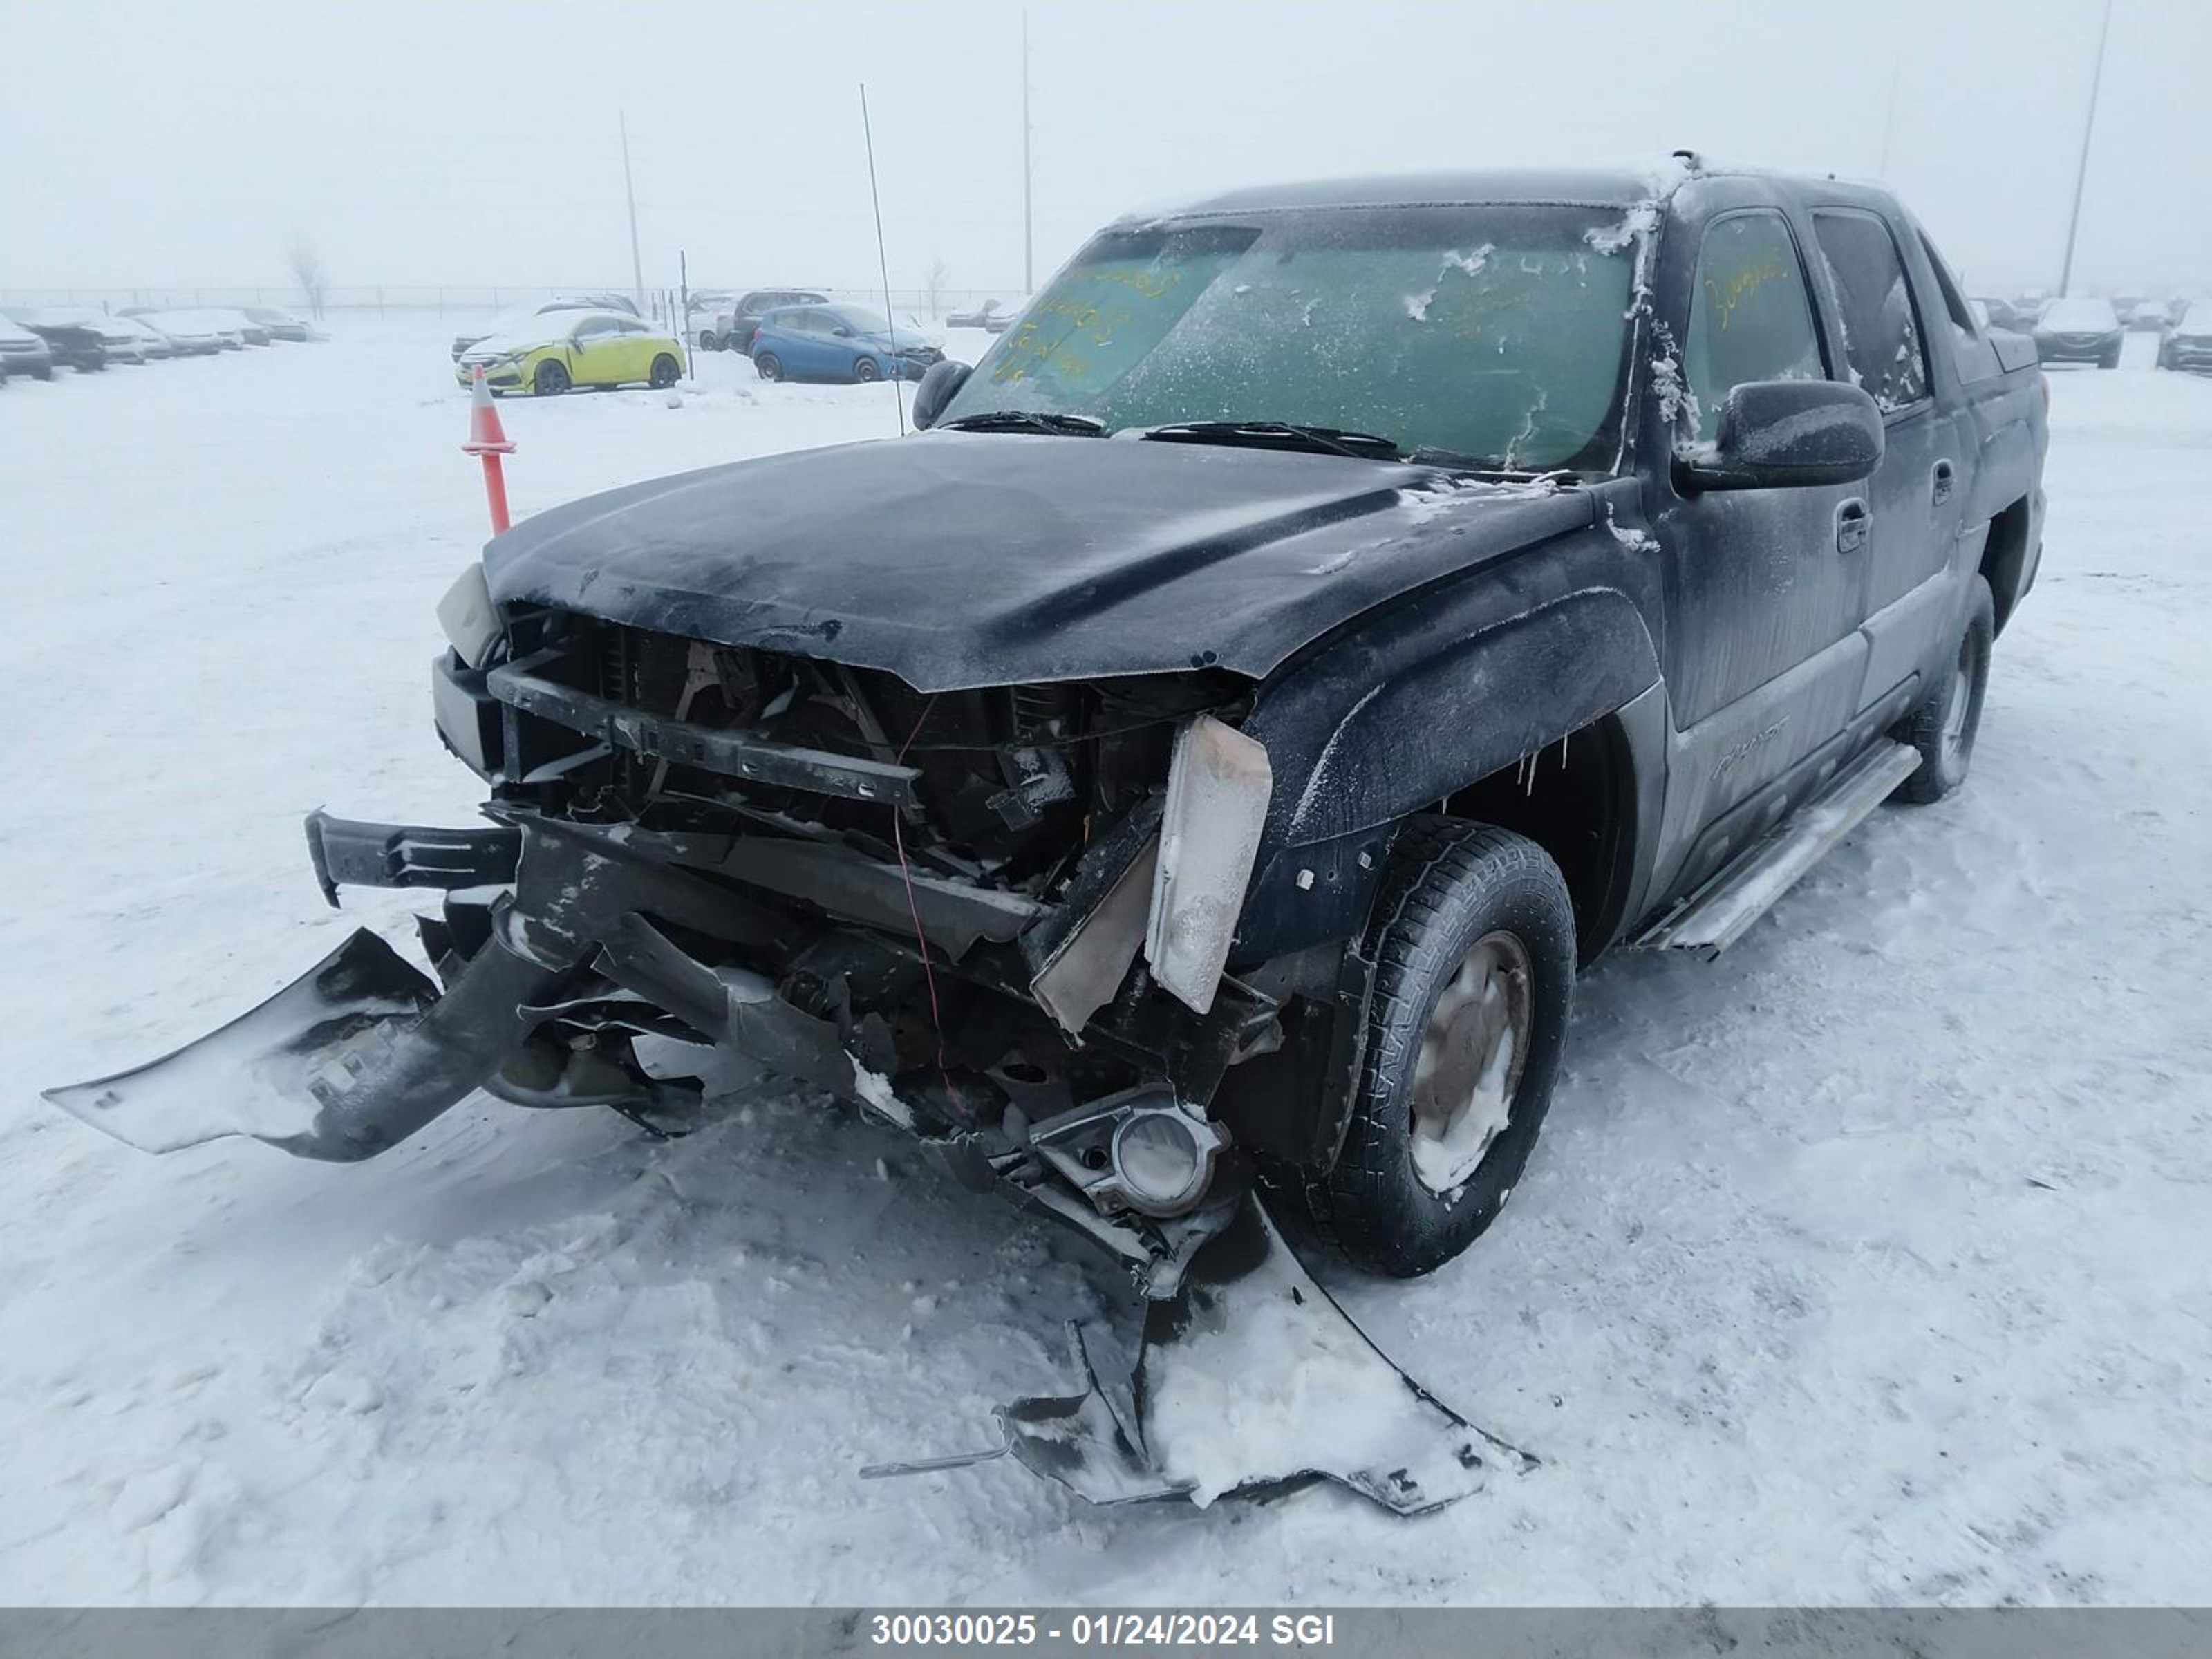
[1231,582,1661,964]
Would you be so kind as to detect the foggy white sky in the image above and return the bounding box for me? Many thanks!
[3,0,2205,299]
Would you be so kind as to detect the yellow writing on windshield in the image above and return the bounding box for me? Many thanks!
[1701,255,1790,332]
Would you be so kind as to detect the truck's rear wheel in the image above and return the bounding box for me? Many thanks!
[1892,575,1994,805]
[1310,818,1575,1278]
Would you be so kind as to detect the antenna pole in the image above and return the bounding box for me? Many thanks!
[620,111,646,310]
[1876,62,1900,179]
[860,83,906,435]
[2059,0,2114,297]
[1022,9,1034,291]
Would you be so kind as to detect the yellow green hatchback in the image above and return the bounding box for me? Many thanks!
[453,310,685,395]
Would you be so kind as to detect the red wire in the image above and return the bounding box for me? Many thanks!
[891,698,953,1090]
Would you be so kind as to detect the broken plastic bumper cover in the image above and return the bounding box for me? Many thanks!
[304,809,521,907]
[43,809,833,1162]
[43,925,558,1163]
[867,1196,1534,1515]
[45,808,1531,1517]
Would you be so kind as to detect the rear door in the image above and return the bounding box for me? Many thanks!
[760,310,807,371]
[1649,200,1872,894]
[1805,209,1965,711]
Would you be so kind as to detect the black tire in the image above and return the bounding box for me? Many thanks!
[1307,818,1576,1278]
[699,331,721,353]
[532,359,571,396]
[648,353,681,388]
[2098,349,2120,370]
[854,355,881,383]
[1892,575,1995,805]
[35,366,55,381]
[755,352,783,382]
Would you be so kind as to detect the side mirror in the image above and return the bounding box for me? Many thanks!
[1674,379,1883,492]
[832,325,853,337]
[911,359,973,430]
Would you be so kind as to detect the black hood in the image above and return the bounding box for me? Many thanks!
[483,433,1594,692]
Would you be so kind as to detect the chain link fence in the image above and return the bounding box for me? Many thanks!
[0,283,1027,319]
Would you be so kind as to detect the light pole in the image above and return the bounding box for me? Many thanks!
[1022,9,1034,292]
[2058,0,2114,297]
[1876,62,1900,179]
[620,111,646,311]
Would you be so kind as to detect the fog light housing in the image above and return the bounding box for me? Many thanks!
[1112,1109,1210,1215]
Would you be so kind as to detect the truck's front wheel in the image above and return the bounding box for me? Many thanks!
[1311,818,1575,1277]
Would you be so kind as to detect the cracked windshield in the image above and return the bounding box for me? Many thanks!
[939,206,1641,469]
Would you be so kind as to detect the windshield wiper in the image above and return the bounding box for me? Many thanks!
[939,411,1106,437]
[1136,421,1403,461]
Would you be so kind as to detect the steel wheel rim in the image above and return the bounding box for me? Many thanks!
[1940,637,1974,763]
[1409,929,1534,1194]
[856,357,879,382]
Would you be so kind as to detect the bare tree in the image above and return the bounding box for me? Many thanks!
[922,255,950,319]
[286,234,330,319]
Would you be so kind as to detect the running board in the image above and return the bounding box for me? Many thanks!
[1633,740,1922,955]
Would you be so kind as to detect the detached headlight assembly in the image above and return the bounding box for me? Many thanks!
[1144,714,1273,1015]
[436,562,501,668]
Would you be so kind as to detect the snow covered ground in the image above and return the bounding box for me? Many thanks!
[1,321,2206,1606]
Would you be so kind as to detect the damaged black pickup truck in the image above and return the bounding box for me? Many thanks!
[52,163,2047,1510]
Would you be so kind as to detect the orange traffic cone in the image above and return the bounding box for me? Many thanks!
[461,366,517,534]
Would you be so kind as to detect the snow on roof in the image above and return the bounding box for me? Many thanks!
[462,312,632,356]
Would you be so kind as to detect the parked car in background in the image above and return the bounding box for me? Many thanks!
[8,312,107,372]
[0,315,56,379]
[894,310,947,352]
[1974,296,2027,332]
[2157,301,2212,372]
[129,312,227,355]
[144,308,250,349]
[12,308,153,363]
[218,310,274,346]
[242,306,315,341]
[451,296,639,361]
[2032,296,2124,367]
[453,310,685,396]
[946,297,1012,330]
[712,289,829,354]
[684,290,736,346]
[116,318,177,360]
[983,296,1029,334]
[84,315,162,362]
[748,302,945,383]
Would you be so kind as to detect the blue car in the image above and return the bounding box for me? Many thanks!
[749,302,943,384]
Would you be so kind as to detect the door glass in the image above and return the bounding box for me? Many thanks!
[1915,228,1981,353]
[1812,211,1931,413]
[1684,211,1824,444]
